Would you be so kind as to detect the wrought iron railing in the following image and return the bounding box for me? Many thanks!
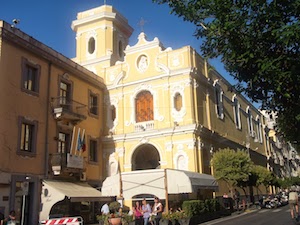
[51,96,87,120]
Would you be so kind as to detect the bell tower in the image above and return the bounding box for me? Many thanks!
[71,4,133,75]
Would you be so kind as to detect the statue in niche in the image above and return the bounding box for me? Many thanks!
[138,55,148,72]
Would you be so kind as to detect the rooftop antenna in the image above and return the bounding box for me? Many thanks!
[11,19,20,28]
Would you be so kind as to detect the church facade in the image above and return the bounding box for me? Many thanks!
[71,4,268,205]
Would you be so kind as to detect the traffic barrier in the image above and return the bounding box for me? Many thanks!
[40,216,83,225]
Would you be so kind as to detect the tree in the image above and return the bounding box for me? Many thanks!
[211,148,252,191]
[250,165,274,192]
[153,0,300,145]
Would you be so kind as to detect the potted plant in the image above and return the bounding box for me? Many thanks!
[122,213,135,225]
[108,201,122,225]
[160,212,171,225]
[96,214,109,225]
[175,211,190,225]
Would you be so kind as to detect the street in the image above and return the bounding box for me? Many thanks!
[201,205,298,225]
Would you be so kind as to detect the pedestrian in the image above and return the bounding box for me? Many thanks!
[233,189,240,211]
[133,201,143,225]
[142,198,151,225]
[101,202,110,215]
[289,186,299,221]
[152,197,163,225]
[223,192,229,209]
[0,211,4,225]
[3,210,16,225]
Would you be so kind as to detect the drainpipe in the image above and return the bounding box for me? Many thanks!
[44,62,52,179]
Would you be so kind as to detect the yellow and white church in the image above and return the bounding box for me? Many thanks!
[71,4,267,207]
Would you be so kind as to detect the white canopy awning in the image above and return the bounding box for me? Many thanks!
[40,180,110,221]
[101,169,218,199]
[43,180,105,202]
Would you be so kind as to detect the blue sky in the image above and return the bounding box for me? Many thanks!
[0,0,236,85]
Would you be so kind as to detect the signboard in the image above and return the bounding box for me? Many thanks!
[67,154,84,169]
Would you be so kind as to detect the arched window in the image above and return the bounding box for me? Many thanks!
[256,116,263,143]
[232,96,241,129]
[174,93,182,111]
[135,91,153,122]
[246,107,254,137]
[88,37,95,54]
[214,82,224,119]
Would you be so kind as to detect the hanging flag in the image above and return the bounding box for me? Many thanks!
[81,129,86,152]
[77,129,82,151]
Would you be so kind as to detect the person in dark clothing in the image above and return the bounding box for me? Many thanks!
[234,189,240,210]
[0,211,5,225]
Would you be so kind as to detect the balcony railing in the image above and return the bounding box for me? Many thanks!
[51,97,87,122]
[134,121,154,132]
[50,152,85,175]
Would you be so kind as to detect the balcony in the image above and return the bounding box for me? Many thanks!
[50,152,85,175]
[51,97,87,123]
[134,121,154,132]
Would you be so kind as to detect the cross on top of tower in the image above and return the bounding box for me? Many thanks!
[138,17,147,32]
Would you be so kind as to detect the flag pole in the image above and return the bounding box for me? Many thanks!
[75,128,80,156]
[70,126,76,155]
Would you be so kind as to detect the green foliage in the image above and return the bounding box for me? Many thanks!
[211,148,252,187]
[181,199,221,218]
[162,211,188,221]
[278,177,300,188]
[109,201,121,213]
[152,0,300,145]
[182,200,203,217]
[205,199,221,212]
[97,214,109,225]
[122,214,134,225]
[250,165,274,187]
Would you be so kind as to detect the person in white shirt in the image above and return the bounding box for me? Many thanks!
[152,197,163,225]
[101,203,110,215]
[289,187,299,221]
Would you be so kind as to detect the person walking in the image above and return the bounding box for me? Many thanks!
[152,197,163,225]
[289,186,299,221]
[234,189,240,211]
[223,192,229,209]
[142,198,151,225]
[0,211,4,225]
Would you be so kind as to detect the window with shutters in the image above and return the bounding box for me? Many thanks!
[135,91,153,122]
[214,82,224,119]
[89,139,98,162]
[89,91,98,116]
[232,96,241,129]
[21,57,40,95]
[17,116,38,157]
[247,107,254,137]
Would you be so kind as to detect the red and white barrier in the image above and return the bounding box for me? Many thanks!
[40,216,83,225]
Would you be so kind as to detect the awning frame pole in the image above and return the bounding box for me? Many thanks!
[164,169,169,213]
